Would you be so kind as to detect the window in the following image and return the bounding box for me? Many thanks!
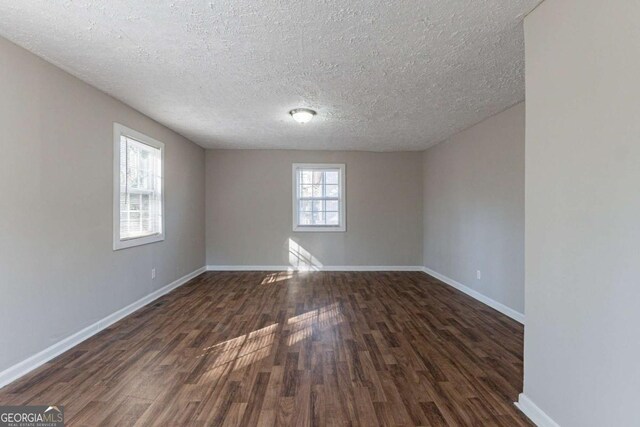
[113,123,164,250]
[292,163,345,232]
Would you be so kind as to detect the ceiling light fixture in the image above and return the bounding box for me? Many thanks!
[289,108,316,124]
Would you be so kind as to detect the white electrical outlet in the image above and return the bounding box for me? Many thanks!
[151,268,156,279]
[476,270,481,280]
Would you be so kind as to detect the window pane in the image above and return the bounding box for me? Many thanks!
[299,211,312,225]
[299,200,312,212]
[293,165,344,230]
[313,211,325,224]
[301,170,313,184]
[326,185,339,197]
[326,171,339,184]
[119,135,163,241]
[120,139,127,193]
[326,200,339,211]
[301,185,313,197]
[130,194,140,211]
[326,212,339,225]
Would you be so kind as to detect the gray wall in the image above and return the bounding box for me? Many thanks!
[422,102,525,314]
[523,0,640,425]
[0,37,206,372]
[206,150,423,267]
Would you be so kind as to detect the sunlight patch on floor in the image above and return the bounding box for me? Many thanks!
[261,271,294,285]
[199,324,277,375]
[287,303,344,346]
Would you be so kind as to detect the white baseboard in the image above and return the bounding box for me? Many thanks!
[421,267,525,324]
[206,265,425,272]
[515,394,560,427]
[0,266,206,389]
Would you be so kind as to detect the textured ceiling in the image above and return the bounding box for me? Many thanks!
[0,0,540,151]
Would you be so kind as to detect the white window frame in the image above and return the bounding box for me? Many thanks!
[113,123,165,250]
[292,163,346,232]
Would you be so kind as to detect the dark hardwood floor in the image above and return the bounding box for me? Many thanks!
[0,271,531,426]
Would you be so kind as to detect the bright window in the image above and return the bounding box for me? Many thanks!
[292,163,345,232]
[113,123,164,250]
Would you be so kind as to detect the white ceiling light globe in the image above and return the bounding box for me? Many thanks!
[289,108,316,124]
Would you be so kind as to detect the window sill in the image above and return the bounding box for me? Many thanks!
[113,233,165,250]
[293,225,346,233]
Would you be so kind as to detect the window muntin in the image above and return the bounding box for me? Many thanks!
[113,124,164,250]
[293,164,345,232]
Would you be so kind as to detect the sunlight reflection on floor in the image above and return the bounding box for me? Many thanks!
[199,324,277,376]
[286,303,344,346]
[260,271,294,285]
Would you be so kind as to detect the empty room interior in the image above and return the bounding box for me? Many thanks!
[0,0,637,426]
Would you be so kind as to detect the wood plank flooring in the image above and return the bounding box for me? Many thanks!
[0,271,531,426]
